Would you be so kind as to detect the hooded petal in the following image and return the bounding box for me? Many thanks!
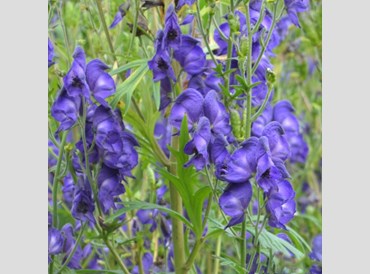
[262,122,290,161]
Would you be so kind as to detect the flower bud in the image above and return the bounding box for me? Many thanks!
[239,37,250,57]
[230,109,241,139]
[266,68,276,84]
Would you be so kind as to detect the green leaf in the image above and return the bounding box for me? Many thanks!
[286,225,312,252]
[192,186,212,237]
[110,64,149,110]
[215,255,247,273]
[153,81,161,111]
[252,228,305,260]
[110,59,149,76]
[105,201,193,229]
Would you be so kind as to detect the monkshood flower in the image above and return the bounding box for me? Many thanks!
[266,180,296,229]
[169,88,204,130]
[180,14,195,26]
[310,234,322,262]
[51,87,81,133]
[48,38,54,67]
[148,48,176,82]
[273,100,308,163]
[219,181,253,228]
[284,0,309,28]
[48,227,64,258]
[218,137,259,183]
[92,105,125,153]
[109,2,130,29]
[86,59,116,106]
[162,4,182,50]
[256,136,290,193]
[62,173,75,207]
[262,121,290,161]
[97,164,125,214]
[174,35,206,75]
[63,46,90,98]
[184,116,211,170]
[71,177,95,224]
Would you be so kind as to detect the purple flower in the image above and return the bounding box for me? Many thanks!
[63,46,90,98]
[184,116,211,170]
[180,14,195,25]
[286,132,309,163]
[48,227,63,256]
[219,137,259,183]
[154,117,171,157]
[262,122,290,161]
[203,90,231,136]
[169,88,204,130]
[62,173,75,207]
[273,100,300,134]
[162,4,182,50]
[109,2,130,29]
[176,0,195,10]
[92,105,125,153]
[51,87,81,133]
[102,131,139,178]
[48,38,55,67]
[97,165,125,214]
[148,49,176,82]
[310,235,322,262]
[256,136,290,192]
[219,181,253,228]
[174,35,205,75]
[159,78,172,110]
[266,180,296,229]
[86,59,116,106]
[284,0,309,27]
[71,177,95,224]
[209,135,230,166]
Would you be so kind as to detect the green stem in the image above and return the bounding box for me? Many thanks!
[195,1,218,67]
[104,236,131,274]
[183,238,204,272]
[240,218,247,272]
[244,1,253,140]
[169,133,186,274]
[128,0,139,53]
[57,222,87,274]
[214,234,222,274]
[52,131,68,227]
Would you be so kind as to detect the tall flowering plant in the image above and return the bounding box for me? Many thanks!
[48,0,321,273]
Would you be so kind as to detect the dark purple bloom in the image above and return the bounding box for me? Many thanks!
[102,132,139,178]
[180,46,206,75]
[48,38,55,67]
[203,90,231,136]
[109,2,130,29]
[159,78,172,110]
[184,116,211,170]
[273,100,300,134]
[92,105,125,153]
[51,87,81,132]
[48,227,63,256]
[209,135,230,166]
[219,181,253,228]
[262,122,290,161]
[266,180,296,229]
[284,0,309,27]
[256,136,290,192]
[286,132,309,163]
[62,173,75,207]
[148,49,176,82]
[219,137,259,183]
[86,59,116,106]
[310,235,322,262]
[169,88,204,130]
[97,165,125,214]
[162,4,182,49]
[71,177,95,224]
[63,46,90,98]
